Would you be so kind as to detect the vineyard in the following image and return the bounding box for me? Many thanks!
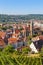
[0,45,43,65]
[0,52,42,65]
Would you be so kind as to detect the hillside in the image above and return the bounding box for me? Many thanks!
[0,14,43,22]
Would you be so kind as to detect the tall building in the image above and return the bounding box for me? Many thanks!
[30,20,33,36]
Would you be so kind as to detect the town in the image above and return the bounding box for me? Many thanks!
[0,0,43,65]
[0,19,43,54]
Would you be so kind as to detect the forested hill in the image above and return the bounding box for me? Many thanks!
[0,14,43,22]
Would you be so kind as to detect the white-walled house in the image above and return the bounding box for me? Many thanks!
[30,36,43,53]
[30,42,38,53]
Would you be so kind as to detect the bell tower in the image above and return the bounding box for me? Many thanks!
[30,20,33,36]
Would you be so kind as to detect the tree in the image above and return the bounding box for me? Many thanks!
[22,47,31,54]
[27,36,32,45]
[3,44,14,54]
[1,27,7,30]
[40,47,43,57]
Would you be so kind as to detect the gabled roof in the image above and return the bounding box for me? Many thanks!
[8,37,17,44]
[32,36,39,42]
[8,37,17,41]
[39,35,43,40]
[32,35,43,42]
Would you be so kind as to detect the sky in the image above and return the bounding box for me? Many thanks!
[0,0,43,15]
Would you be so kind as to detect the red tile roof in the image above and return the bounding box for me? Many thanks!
[0,39,5,46]
[39,35,43,40]
[15,29,20,34]
[0,31,6,39]
[8,37,17,44]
